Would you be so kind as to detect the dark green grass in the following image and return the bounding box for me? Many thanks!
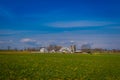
[0,53,120,80]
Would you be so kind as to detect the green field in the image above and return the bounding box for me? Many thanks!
[0,53,120,80]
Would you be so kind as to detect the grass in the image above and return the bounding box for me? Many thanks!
[0,52,120,80]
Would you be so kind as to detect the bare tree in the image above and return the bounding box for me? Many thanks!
[81,44,92,54]
[47,44,62,52]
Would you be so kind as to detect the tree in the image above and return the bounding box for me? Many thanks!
[47,44,62,52]
[81,44,92,54]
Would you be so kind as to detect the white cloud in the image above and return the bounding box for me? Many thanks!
[45,21,114,28]
[0,40,13,44]
[20,38,36,43]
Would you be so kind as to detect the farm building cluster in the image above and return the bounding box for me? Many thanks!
[31,45,82,53]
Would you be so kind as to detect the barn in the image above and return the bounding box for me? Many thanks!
[40,48,48,53]
[59,47,71,53]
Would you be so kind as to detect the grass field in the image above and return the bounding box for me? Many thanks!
[0,52,120,80]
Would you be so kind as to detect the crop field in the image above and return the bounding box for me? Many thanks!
[0,52,120,80]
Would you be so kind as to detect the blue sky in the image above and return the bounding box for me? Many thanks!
[0,0,120,49]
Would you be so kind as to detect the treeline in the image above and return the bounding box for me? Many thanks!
[0,45,120,54]
[23,45,62,52]
[0,45,62,52]
[91,48,120,53]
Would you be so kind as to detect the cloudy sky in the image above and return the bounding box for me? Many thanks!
[0,0,120,49]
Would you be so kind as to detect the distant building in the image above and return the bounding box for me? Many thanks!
[59,47,71,53]
[70,45,76,53]
[50,49,56,53]
[75,50,82,53]
[40,47,48,53]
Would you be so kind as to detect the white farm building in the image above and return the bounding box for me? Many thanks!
[59,47,71,53]
[40,48,48,53]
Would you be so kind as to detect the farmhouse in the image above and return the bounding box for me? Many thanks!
[49,49,56,53]
[59,47,71,53]
[40,47,48,53]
